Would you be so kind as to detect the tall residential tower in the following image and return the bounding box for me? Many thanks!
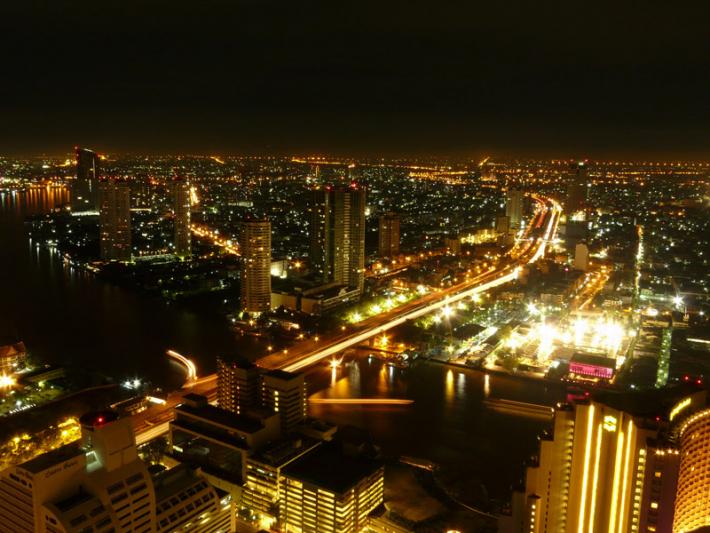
[309,184,367,294]
[71,147,100,211]
[240,216,271,314]
[99,177,131,261]
[173,177,191,259]
[378,212,400,257]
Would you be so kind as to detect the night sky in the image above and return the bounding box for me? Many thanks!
[2,1,709,158]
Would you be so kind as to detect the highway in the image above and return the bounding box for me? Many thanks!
[260,195,561,372]
[130,195,560,441]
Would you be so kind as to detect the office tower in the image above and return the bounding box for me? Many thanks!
[169,394,280,484]
[573,242,589,271]
[71,147,100,211]
[217,356,260,415]
[566,161,588,215]
[496,215,510,235]
[99,177,131,261]
[506,188,524,232]
[153,463,229,533]
[308,189,331,280]
[173,177,191,259]
[515,400,658,533]
[242,436,322,523]
[261,370,307,434]
[0,411,155,532]
[673,404,710,532]
[281,441,384,533]
[309,184,367,294]
[638,441,680,533]
[240,216,271,314]
[378,212,400,257]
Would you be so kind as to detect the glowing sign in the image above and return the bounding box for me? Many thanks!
[604,415,618,432]
[670,397,692,421]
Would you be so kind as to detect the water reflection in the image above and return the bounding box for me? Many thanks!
[0,189,241,389]
[305,357,565,500]
[445,369,454,403]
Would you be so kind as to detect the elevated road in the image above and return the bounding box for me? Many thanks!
[130,196,560,441]
[259,195,561,372]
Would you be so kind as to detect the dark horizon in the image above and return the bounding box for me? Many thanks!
[2,1,709,159]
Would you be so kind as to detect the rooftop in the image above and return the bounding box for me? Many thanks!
[21,442,83,474]
[282,442,382,495]
[249,436,321,468]
[176,402,270,434]
[263,369,301,382]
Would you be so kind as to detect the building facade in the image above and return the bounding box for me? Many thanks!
[217,356,260,415]
[506,188,524,232]
[72,147,100,212]
[515,401,659,533]
[99,177,132,261]
[261,370,307,435]
[173,177,191,259]
[308,184,367,295]
[673,405,710,532]
[566,162,589,216]
[378,212,400,257]
[240,217,271,314]
[280,443,384,533]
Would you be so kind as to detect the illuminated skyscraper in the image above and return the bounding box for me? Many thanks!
[72,147,100,211]
[673,403,710,532]
[217,356,260,415]
[0,410,228,532]
[240,216,271,314]
[99,177,131,261]
[566,161,589,216]
[261,370,307,434]
[309,184,366,294]
[281,442,384,533]
[378,212,400,257]
[173,177,191,259]
[514,400,660,533]
[506,188,524,232]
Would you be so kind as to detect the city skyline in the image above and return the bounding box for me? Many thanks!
[2,1,710,531]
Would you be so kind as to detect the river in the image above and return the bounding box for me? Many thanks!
[0,188,560,501]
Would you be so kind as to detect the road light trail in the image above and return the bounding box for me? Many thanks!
[167,349,198,383]
[280,197,560,373]
[308,398,414,405]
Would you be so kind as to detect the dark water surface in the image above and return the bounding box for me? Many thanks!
[1,189,559,499]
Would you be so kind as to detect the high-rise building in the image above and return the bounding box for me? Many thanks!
[217,356,260,415]
[309,184,367,294]
[0,409,230,533]
[506,188,524,232]
[496,215,511,235]
[378,212,400,257]
[240,216,271,314]
[673,403,710,532]
[512,389,710,533]
[566,161,589,215]
[71,147,100,212]
[261,370,307,434]
[99,177,131,261]
[169,393,280,484]
[0,411,155,532]
[281,441,384,533]
[573,242,589,271]
[514,400,660,533]
[173,177,191,259]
